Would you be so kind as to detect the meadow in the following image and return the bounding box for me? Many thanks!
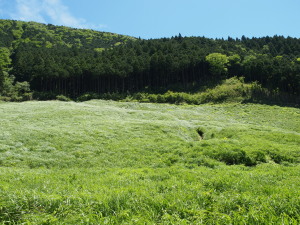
[0,100,299,224]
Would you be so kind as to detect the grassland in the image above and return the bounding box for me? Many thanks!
[0,100,299,224]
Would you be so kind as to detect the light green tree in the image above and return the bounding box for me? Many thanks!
[0,48,11,94]
[0,48,11,69]
[205,53,229,77]
[0,48,31,100]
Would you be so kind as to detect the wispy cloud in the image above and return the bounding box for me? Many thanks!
[0,0,7,17]
[9,0,106,30]
[12,0,46,23]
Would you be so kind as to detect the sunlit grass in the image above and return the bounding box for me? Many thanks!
[0,100,299,224]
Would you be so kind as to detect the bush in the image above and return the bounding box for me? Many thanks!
[204,148,254,166]
[121,77,253,105]
[156,94,166,103]
[3,81,32,101]
[268,150,296,164]
[56,95,72,101]
[249,150,267,164]
[197,77,252,103]
[0,71,32,101]
[77,93,100,101]
[148,94,157,103]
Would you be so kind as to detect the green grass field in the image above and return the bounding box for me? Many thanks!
[0,100,299,224]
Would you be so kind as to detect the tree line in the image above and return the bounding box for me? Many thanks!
[0,20,300,101]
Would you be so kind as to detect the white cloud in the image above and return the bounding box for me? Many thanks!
[42,0,85,28]
[12,0,46,23]
[0,0,3,16]
[10,0,106,30]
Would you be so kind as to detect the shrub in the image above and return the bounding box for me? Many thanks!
[77,93,100,101]
[148,94,157,103]
[156,94,166,103]
[56,95,72,101]
[197,77,252,103]
[268,150,296,164]
[249,150,267,164]
[0,71,32,101]
[204,148,254,166]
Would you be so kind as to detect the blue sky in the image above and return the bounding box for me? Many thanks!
[0,0,299,39]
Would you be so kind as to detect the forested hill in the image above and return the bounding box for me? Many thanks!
[0,19,135,49]
[0,19,300,102]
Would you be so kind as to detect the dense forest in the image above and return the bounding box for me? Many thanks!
[0,19,299,103]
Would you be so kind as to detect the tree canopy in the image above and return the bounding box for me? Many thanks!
[0,19,300,102]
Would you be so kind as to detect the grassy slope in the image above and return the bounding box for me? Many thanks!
[0,100,299,224]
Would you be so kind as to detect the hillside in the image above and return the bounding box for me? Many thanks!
[0,19,135,49]
[0,100,299,223]
[0,19,300,105]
